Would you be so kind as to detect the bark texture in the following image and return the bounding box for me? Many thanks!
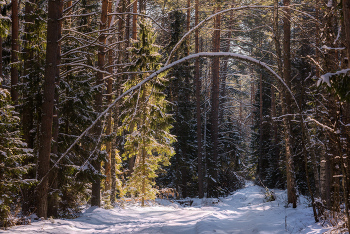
[36,0,63,219]
[91,0,108,207]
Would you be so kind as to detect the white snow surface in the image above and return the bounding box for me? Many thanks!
[5,182,330,234]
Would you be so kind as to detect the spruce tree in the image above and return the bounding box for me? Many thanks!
[121,19,175,206]
[0,81,32,227]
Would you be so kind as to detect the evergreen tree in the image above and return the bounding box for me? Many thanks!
[0,81,32,226]
[121,19,175,206]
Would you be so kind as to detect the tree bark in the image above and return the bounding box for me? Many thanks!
[91,0,108,207]
[271,85,279,173]
[132,0,137,40]
[210,4,221,197]
[343,0,350,68]
[11,0,19,104]
[47,13,62,217]
[283,0,297,208]
[0,36,2,83]
[36,0,63,219]
[259,74,263,178]
[195,0,203,199]
[104,0,114,194]
[315,0,320,76]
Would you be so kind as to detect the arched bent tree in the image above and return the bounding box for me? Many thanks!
[36,52,299,206]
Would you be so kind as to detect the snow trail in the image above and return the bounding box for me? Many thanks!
[4,182,329,233]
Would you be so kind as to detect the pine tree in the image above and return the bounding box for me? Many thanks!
[121,19,175,206]
[0,81,32,227]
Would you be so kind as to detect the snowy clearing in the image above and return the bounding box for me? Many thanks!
[4,182,330,234]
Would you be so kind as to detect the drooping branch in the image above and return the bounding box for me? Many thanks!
[36,52,299,186]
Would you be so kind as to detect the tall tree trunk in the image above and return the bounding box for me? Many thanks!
[271,85,279,172]
[47,19,62,216]
[132,0,137,40]
[186,0,190,55]
[259,74,263,178]
[195,0,203,198]
[343,0,350,67]
[36,0,63,219]
[91,0,108,207]
[21,0,36,214]
[0,36,2,83]
[315,0,320,76]
[11,0,19,104]
[104,0,114,195]
[210,3,221,197]
[128,0,138,175]
[283,0,297,208]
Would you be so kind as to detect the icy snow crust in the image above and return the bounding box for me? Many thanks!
[4,182,329,233]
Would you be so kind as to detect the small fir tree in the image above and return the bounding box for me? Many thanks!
[121,19,175,206]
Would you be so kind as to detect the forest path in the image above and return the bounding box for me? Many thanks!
[5,182,328,234]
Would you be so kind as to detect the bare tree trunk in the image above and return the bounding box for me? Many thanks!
[47,22,62,216]
[283,0,297,208]
[258,74,263,178]
[21,0,35,214]
[128,0,138,175]
[210,3,220,197]
[91,0,108,207]
[0,36,2,83]
[186,0,190,55]
[132,0,137,40]
[315,0,320,76]
[104,0,114,194]
[343,0,350,67]
[220,1,233,122]
[36,0,63,219]
[271,85,279,172]
[195,0,203,199]
[251,77,255,125]
[11,0,19,104]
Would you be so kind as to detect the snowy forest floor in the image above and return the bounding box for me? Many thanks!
[3,182,332,234]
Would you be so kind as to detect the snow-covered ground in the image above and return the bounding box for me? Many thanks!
[4,182,330,233]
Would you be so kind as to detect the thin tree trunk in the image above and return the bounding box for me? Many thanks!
[271,85,279,172]
[104,0,114,194]
[300,83,318,222]
[11,0,19,104]
[132,0,137,40]
[210,4,221,197]
[91,0,109,207]
[47,21,62,216]
[21,0,35,214]
[343,0,350,68]
[195,0,203,199]
[283,0,297,208]
[36,0,63,219]
[315,0,320,76]
[186,0,190,55]
[259,74,263,178]
[0,36,2,83]
[128,0,138,175]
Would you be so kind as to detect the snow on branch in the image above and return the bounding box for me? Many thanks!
[306,117,335,133]
[36,52,299,186]
[108,12,169,32]
[317,69,350,87]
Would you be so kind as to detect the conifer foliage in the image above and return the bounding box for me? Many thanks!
[121,20,175,206]
[0,81,32,226]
